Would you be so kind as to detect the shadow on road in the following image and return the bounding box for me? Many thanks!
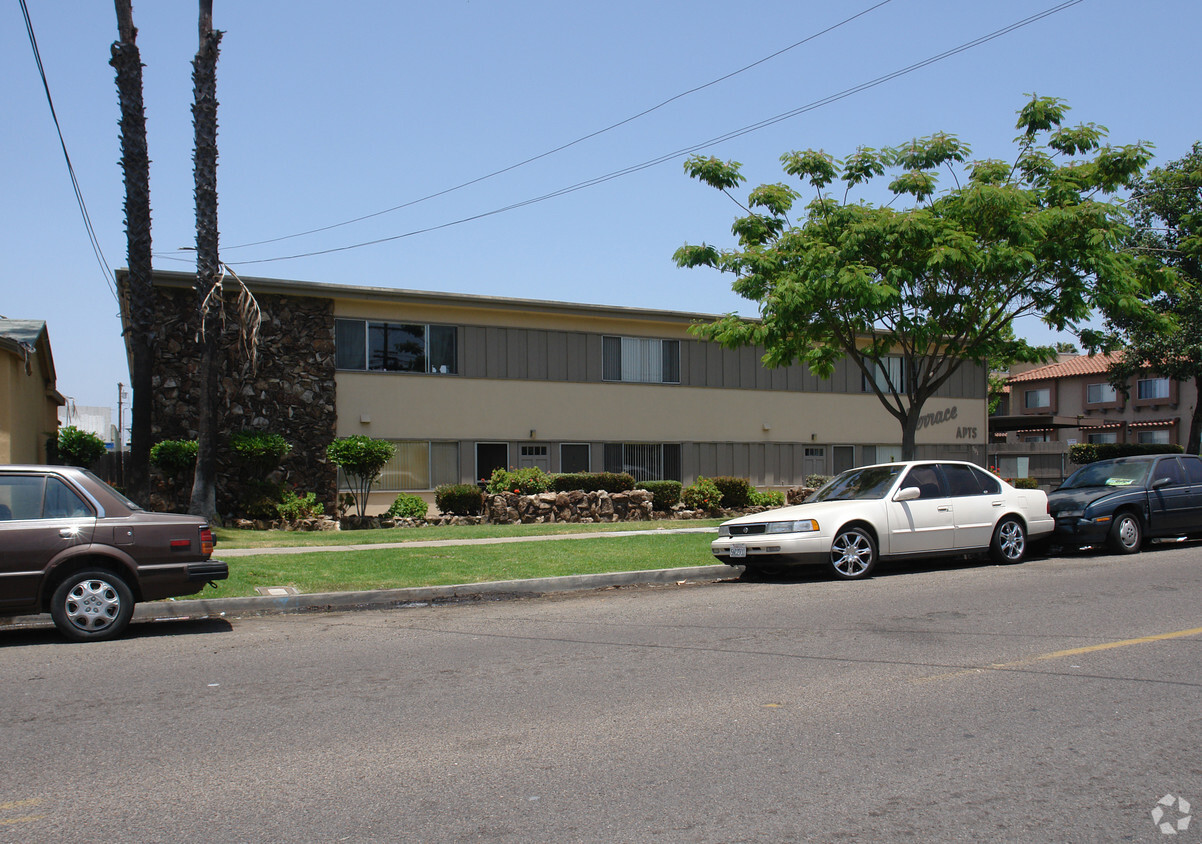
[0,617,234,648]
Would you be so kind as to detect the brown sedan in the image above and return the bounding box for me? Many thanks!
[0,465,228,641]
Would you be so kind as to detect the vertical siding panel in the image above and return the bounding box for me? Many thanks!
[546,332,567,381]
[585,334,603,382]
[507,330,528,380]
[485,327,505,379]
[528,330,548,380]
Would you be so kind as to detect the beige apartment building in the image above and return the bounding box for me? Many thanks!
[121,271,988,511]
[0,319,63,464]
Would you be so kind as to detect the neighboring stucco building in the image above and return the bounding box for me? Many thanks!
[119,270,989,514]
[0,318,64,464]
[989,353,1198,486]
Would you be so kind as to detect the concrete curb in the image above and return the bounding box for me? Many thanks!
[1,564,738,632]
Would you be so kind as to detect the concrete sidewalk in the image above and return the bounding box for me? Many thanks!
[1,526,732,633]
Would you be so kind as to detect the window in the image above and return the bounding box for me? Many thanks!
[1023,432,1050,443]
[1137,377,1170,400]
[560,443,590,474]
[1024,388,1051,409]
[335,319,457,374]
[602,337,680,384]
[1086,382,1116,404]
[352,441,459,491]
[0,475,92,520]
[603,443,682,482]
[1087,431,1118,444]
[863,357,905,393]
[1137,430,1170,445]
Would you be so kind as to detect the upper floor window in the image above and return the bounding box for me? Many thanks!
[602,337,679,384]
[1086,382,1116,404]
[863,357,906,394]
[1024,387,1051,409]
[335,319,457,374]
[1137,377,1170,401]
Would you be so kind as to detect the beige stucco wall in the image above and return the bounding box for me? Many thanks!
[336,373,986,447]
[0,353,59,464]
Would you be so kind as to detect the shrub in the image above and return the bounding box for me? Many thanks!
[229,430,291,478]
[682,477,723,513]
[327,436,396,518]
[1011,477,1039,490]
[276,488,324,521]
[711,476,753,509]
[150,439,198,478]
[551,472,636,493]
[1068,442,1183,464]
[57,426,108,468]
[750,489,786,508]
[485,466,552,495]
[637,480,682,511]
[385,493,429,521]
[804,474,833,489]
[436,484,484,516]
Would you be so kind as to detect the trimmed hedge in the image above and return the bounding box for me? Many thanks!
[1068,443,1183,464]
[637,480,682,511]
[711,476,753,509]
[435,484,484,516]
[551,472,636,493]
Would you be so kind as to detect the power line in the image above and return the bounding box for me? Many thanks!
[19,0,118,303]
[227,0,1085,267]
[220,0,895,252]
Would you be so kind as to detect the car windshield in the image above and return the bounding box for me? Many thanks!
[1059,461,1151,490]
[810,465,904,502]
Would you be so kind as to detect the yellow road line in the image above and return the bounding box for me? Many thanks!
[0,799,41,812]
[917,625,1202,683]
[0,816,46,827]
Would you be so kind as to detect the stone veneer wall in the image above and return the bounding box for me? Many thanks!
[148,285,338,516]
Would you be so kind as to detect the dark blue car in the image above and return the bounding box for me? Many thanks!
[1048,454,1202,553]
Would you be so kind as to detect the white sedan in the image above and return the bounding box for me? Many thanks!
[713,461,1054,579]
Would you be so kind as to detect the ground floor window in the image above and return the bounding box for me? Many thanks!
[1137,429,1171,445]
[476,442,508,485]
[361,441,459,491]
[603,442,682,482]
[560,443,590,474]
[1087,431,1119,444]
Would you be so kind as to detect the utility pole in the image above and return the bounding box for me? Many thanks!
[117,382,128,487]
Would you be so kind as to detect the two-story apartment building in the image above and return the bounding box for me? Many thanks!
[120,270,988,513]
[0,318,63,464]
[989,353,1197,486]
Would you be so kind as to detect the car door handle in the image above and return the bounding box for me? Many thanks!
[937,506,952,512]
[59,528,77,537]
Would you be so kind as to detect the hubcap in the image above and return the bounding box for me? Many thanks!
[832,533,871,576]
[998,521,1024,559]
[1118,517,1138,548]
[65,580,121,631]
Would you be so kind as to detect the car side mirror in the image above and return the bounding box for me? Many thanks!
[1151,477,1173,489]
[894,486,921,502]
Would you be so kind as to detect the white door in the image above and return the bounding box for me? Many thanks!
[885,464,955,555]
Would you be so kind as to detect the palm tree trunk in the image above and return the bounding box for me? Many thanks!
[188,0,222,522]
[111,0,154,503]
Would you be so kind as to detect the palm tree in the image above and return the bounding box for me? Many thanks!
[111,0,153,503]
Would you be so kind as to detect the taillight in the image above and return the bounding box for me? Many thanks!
[200,526,214,556]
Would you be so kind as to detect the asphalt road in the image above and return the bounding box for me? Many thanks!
[2,543,1200,843]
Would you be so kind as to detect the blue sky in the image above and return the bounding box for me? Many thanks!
[5,0,1200,417]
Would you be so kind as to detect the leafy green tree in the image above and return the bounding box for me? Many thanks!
[326,436,395,518]
[57,426,108,468]
[1100,142,1202,454]
[675,95,1165,459]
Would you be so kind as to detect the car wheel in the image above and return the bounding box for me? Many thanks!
[829,527,877,580]
[990,517,1027,564]
[1107,512,1143,555]
[50,570,134,642]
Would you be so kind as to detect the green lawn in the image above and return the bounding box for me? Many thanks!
[213,519,722,549]
[199,526,724,599]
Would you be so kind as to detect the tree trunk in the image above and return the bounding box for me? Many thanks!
[111,0,154,504]
[1188,375,1202,456]
[900,410,919,461]
[188,2,222,522]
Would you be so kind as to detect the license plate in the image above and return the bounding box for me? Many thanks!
[729,544,747,559]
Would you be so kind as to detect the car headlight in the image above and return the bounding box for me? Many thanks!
[767,519,819,534]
